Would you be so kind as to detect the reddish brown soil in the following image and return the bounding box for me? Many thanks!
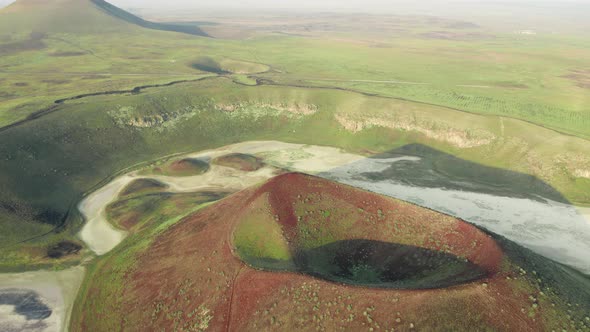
[213,153,265,172]
[158,158,210,176]
[118,212,140,230]
[76,173,551,332]
[146,159,209,176]
[120,178,167,197]
[229,269,543,332]
[169,159,197,172]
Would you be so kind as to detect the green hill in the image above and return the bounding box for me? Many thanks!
[0,0,208,36]
[90,0,208,36]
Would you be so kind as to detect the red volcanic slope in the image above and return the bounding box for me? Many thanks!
[74,173,561,332]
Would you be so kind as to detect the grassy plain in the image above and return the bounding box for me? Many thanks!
[1,76,590,268]
[2,8,590,136]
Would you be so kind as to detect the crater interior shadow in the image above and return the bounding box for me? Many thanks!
[295,239,488,289]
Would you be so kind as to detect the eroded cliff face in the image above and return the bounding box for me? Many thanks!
[335,113,495,148]
[216,102,318,116]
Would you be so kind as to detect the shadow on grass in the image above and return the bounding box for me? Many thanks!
[361,144,568,204]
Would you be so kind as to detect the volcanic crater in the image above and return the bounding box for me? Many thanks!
[233,173,501,289]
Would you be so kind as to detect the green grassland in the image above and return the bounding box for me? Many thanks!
[233,195,294,270]
[1,4,590,137]
[258,34,590,138]
[1,76,589,268]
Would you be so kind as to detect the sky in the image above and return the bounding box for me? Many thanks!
[1,0,589,27]
[1,0,589,11]
[97,0,590,11]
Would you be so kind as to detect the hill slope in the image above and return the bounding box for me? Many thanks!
[0,0,207,36]
[90,0,208,36]
[72,173,590,332]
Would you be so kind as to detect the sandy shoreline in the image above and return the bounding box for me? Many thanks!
[77,165,283,256]
[76,141,363,257]
[78,175,134,255]
[579,207,590,224]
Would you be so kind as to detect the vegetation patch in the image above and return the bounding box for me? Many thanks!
[213,153,265,171]
[0,38,45,55]
[105,191,226,231]
[233,193,294,270]
[49,51,86,57]
[141,158,210,177]
[562,69,590,89]
[41,79,71,84]
[47,241,82,259]
[120,178,168,197]
[232,74,259,86]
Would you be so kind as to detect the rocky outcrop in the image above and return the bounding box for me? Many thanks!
[335,113,495,148]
